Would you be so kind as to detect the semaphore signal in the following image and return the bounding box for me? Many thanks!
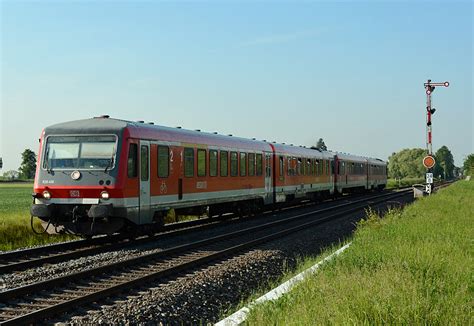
[423,79,449,194]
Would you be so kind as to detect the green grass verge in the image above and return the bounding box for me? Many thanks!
[246,180,473,325]
[387,177,425,189]
[0,183,77,251]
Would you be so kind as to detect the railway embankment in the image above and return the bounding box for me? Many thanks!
[244,180,472,325]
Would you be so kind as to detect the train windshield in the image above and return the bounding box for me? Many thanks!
[43,135,117,170]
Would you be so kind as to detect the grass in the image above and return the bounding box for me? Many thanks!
[245,180,473,325]
[387,177,425,189]
[0,183,77,251]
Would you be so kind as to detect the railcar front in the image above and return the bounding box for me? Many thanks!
[31,117,131,236]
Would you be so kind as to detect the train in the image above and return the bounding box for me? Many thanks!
[31,116,387,236]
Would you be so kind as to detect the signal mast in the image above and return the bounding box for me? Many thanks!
[423,79,449,194]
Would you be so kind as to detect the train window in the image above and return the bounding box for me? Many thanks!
[326,160,329,175]
[297,158,302,175]
[306,159,311,176]
[315,160,319,176]
[157,146,169,178]
[140,145,149,181]
[209,150,218,177]
[220,151,228,176]
[231,151,238,176]
[127,143,138,178]
[240,153,247,176]
[184,148,194,177]
[249,153,255,176]
[197,149,206,177]
[256,153,263,176]
[279,156,284,176]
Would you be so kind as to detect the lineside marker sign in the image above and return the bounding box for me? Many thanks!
[426,172,433,184]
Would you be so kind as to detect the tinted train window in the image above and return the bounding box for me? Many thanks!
[279,156,284,176]
[198,149,206,177]
[249,153,255,176]
[230,152,238,176]
[128,143,138,178]
[209,150,218,177]
[240,153,247,176]
[220,151,228,176]
[184,148,194,177]
[157,146,169,178]
[256,154,263,176]
[140,145,149,181]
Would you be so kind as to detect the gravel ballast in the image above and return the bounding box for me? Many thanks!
[1,195,365,291]
[50,194,413,325]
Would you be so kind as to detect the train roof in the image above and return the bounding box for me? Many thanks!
[331,152,386,164]
[44,116,129,134]
[272,143,333,159]
[43,117,386,163]
[44,116,272,151]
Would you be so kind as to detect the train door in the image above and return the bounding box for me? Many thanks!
[265,153,273,204]
[139,140,151,224]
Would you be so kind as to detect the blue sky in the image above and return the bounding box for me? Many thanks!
[1,1,472,172]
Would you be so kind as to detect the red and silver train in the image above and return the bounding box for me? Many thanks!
[31,116,387,236]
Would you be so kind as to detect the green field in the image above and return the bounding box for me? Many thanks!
[246,181,473,325]
[0,183,77,251]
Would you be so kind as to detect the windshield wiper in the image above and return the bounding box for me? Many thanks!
[44,148,52,174]
[104,152,115,173]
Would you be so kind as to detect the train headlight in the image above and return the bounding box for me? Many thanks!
[71,170,81,180]
[42,191,51,200]
[100,191,110,200]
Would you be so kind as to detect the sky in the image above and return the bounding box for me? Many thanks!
[1,0,472,172]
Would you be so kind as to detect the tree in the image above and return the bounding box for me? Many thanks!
[463,154,474,176]
[388,148,426,179]
[18,149,37,180]
[3,170,19,180]
[433,145,455,180]
[311,138,327,151]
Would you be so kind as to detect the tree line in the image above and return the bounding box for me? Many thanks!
[1,149,37,180]
[388,145,465,180]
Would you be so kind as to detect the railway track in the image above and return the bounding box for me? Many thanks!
[0,216,229,275]
[0,189,396,275]
[0,189,412,325]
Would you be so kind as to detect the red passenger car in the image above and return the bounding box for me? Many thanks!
[31,116,386,236]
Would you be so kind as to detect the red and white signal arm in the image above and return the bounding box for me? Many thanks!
[423,155,436,169]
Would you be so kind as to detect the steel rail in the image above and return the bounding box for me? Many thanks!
[0,189,403,274]
[0,189,412,325]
